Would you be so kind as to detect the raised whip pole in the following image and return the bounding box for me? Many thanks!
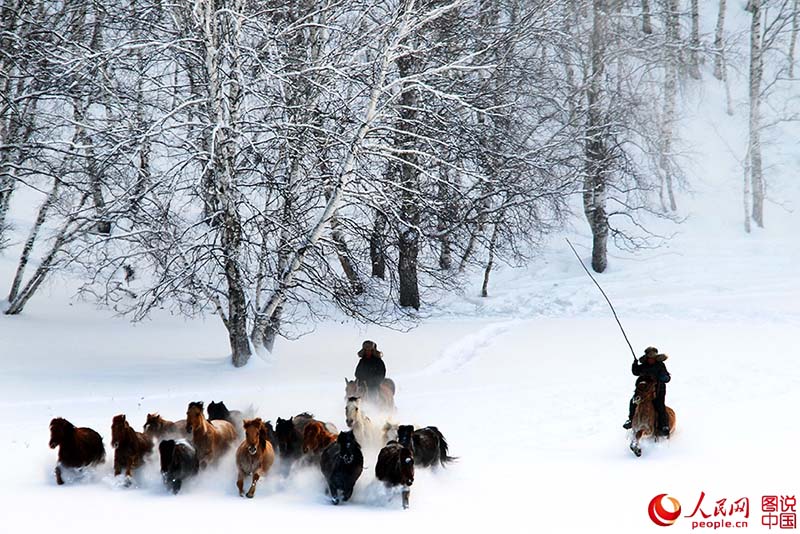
[565,238,637,361]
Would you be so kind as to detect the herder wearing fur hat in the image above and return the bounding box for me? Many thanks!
[354,340,386,400]
[623,346,672,437]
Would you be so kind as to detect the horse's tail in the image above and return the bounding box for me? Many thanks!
[428,426,457,466]
[382,378,396,395]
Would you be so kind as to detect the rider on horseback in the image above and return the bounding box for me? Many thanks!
[623,346,671,437]
[355,340,386,402]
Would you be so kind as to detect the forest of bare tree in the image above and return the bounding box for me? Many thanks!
[1,0,797,366]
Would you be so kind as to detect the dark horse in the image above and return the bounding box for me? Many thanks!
[208,401,244,434]
[143,413,188,441]
[375,432,415,509]
[159,439,199,494]
[49,417,105,485]
[274,412,316,462]
[320,431,363,505]
[397,425,456,468]
[111,414,153,482]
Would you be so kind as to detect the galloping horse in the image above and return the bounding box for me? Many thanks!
[235,419,275,498]
[185,401,237,468]
[49,418,105,485]
[345,378,395,412]
[303,420,338,458]
[143,413,188,441]
[345,396,383,449]
[111,414,153,482]
[629,375,676,457]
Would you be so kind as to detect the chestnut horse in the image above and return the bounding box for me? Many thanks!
[49,418,105,485]
[345,378,395,412]
[629,375,677,457]
[303,420,338,458]
[375,433,415,509]
[111,414,153,481]
[185,401,237,467]
[143,413,188,441]
[236,418,275,498]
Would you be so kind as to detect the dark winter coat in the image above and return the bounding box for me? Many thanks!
[632,354,671,385]
[355,354,386,390]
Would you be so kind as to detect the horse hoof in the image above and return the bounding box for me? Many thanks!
[331,497,340,505]
[246,491,255,499]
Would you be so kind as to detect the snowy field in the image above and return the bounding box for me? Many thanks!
[2,8,800,534]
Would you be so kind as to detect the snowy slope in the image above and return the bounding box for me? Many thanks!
[1,5,799,534]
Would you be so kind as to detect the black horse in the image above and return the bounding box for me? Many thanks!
[207,401,244,432]
[320,431,363,505]
[158,439,199,494]
[375,433,415,509]
[274,413,314,462]
[397,425,456,468]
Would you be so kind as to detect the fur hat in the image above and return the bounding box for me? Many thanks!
[358,340,382,358]
[639,348,669,363]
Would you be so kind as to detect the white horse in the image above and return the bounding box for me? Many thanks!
[345,397,384,449]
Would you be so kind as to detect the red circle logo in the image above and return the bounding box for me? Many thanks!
[648,494,682,527]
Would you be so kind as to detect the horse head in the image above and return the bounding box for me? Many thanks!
[337,430,360,465]
[274,417,294,455]
[143,413,161,436]
[49,417,74,449]
[243,418,263,455]
[186,401,205,434]
[633,376,657,405]
[345,397,362,428]
[111,414,128,449]
[207,401,229,420]
[397,425,415,450]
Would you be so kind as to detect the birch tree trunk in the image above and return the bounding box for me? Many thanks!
[790,0,798,78]
[584,0,609,273]
[642,0,653,34]
[714,0,727,80]
[689,0,702,79]
[661,0,679,212]
[395,50,421,311]
[746,0,764,228]
[370,210,387,279]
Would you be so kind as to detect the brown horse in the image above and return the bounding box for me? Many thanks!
[629,376,677,457]
[143,413,188,441]
[111,414,153,481]
[345,378,395,412]
[303,420,338,457]
[236,419,275,498]
[186,401,237,468]
[49,418,105,485]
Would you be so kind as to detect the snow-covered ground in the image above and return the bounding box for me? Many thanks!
[2,8,799,534]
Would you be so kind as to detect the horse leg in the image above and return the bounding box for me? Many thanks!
[402,486,410,509]
[343,485,354,502]
[630,430,643,457]
[124,458,134,485]
[172,478,182,495]
[113,455,122,477]
[55,463,64,485]
[329,483,340,505]
[237,470,245,497]
[246,472,260,499]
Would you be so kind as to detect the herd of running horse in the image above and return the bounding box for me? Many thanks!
[46,378,455,509]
